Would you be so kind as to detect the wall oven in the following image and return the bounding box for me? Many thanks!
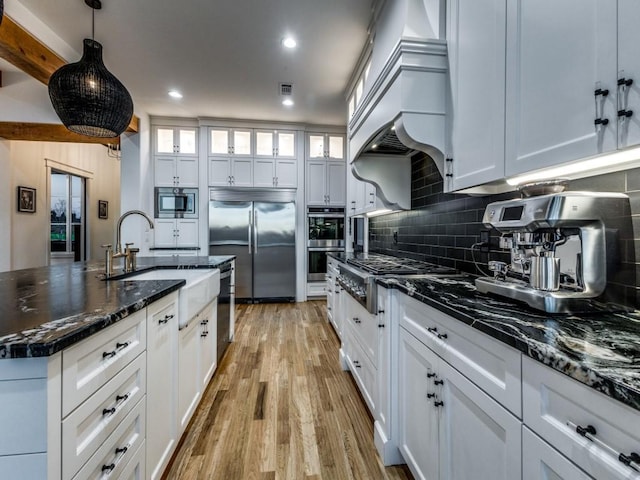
[154,187,198,218]
[307,207,345,281]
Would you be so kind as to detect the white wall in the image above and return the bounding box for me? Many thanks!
[5,141,120,271]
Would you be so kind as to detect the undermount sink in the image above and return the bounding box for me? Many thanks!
[122,269,220,328]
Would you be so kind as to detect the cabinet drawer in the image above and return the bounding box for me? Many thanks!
[523,427,592,480]
[120,440,146,480]
[523,356,640,480]
[345,298,378,366]
[398,294,521,417]
[72,396,146,480]
[345,323,377,414]
[63,353,147,480]
[62,309,146,416]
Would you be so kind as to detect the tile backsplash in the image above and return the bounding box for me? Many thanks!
[368,153,640,307]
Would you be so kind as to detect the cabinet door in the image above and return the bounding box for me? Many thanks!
[175,219,199,248]
[210,128,231,155]
[253,159,276,187]
[209,157,232,186]
[231,158,253,186]
[308,134,326,159]
[438,359,522,480]
[198,302,217,389]
[306,161,328,205]
[178,320,200,435]
[398,328,439,480]
[327,135,345,161]
[448,0,506,191]
[154,219,177,248]
[327,161,346,205]
[176,128,197,155]
[275,159,297,187]
[146,295,178,480]
[505,0,617,177]
[617,0,640,149]
[232,129,253,156]
[156,127,176,154]
[255,130,275,158]
[154,156,177,187]
[276,131,297,158]
[176,156,199,187]
[523,427,592,480]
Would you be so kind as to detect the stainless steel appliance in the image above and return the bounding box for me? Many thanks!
[209,189,296,302]
[337,253,457,313]
[154,187,198,218]
[216,262,233,361]
[307,207,345,281]
[475,192,636,312]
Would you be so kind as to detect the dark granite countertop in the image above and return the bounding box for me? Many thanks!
[0,256,234,359]
[377,274,640,411]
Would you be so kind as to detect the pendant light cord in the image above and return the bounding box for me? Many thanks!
[91,7,95,40]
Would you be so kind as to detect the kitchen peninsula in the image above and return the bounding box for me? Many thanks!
[0,255,234,479]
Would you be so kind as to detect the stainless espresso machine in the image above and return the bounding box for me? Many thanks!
[475,192,635,313]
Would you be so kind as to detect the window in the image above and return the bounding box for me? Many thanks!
[50,171,86,262]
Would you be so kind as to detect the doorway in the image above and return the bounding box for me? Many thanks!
[50,171,86,264]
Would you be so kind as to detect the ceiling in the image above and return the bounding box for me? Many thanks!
[12,0,374,126]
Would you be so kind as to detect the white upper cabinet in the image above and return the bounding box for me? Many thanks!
[210,128,252,156]
[155,156,199,188]
[505,0,617,177]
[446,0,507,191]
[617,0,640,148]
[155,127,198,156]
[308,133,345,161]
[255,130,297,159]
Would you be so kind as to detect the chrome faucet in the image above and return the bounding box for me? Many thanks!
[104,210,154,277]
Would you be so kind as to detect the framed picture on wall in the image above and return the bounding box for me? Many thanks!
[17,186,36,213]
[98,200,108,219]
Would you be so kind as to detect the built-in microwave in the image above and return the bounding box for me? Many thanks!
[154,187,198,218]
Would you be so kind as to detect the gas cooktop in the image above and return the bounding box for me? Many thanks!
[346,254,456,276]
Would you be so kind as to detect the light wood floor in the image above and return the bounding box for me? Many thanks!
[163,301,414,480]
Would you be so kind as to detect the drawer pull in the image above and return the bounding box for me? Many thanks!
[116,393,129,403]
[102,350,117,359]
[427,393,435,399]
[102,463,116,473]
[434,379,444,386]
[437,333,448,340]
[158,314,173,324]
[353,317,361,324]
[115,445,129,456]
[378,324,385,328]
[619,452,640,470]
[201,332,208,337]
[116,341,129,350]
[434,401,444,407]
[378,309,385,314]
[576,424,597,438]
[201,319,209,325]
[427,327,438,334]
[102,407,117,416]
[427,373,436,378]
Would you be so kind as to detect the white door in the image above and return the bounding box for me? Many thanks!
[198,302,217,388]
[448,0,506,190]
[146,296,178,480]
[275,159,297,187]
[505,0,617,177]
[178,319,200,434]
[253,159,276,187]
[154,219,177,248]
[175,219,199,248]
[398,328,440,480]
[154,156,177,187]
[327,161,346,205]
[175,157,199,187]
[231,158,253,186]
[617,0,640,149]
[523,427,592,480]
[209,157,232,186]
[306,161,328,205]
[438,359,522,480]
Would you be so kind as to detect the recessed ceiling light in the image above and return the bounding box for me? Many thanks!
[168,90,183,99]
[282,99,294,107]
[282,37,297,49]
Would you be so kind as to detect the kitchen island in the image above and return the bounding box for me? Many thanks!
[0,255,234,479]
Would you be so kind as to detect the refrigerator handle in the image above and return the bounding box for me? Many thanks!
[254,211,258,254]
[248,210,253,255]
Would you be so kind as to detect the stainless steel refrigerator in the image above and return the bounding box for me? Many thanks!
[209,189,296,302]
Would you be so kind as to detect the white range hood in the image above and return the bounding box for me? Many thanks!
[349,0,448,211]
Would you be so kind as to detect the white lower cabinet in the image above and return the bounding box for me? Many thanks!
[198,300,217,389]
[120,441,147,480]
[397,326,521,480]
[146,293,178,480]
[523,427,592,480]
[178,317,201,435]
[523,356,640,480]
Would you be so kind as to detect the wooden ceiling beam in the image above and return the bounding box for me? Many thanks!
[0,122,120,145]
[0,15,139,135]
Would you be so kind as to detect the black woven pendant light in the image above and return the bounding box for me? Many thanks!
[48,0,133,138]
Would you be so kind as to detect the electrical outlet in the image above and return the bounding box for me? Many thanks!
[479,229,490,253]
[393,231,398,244]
